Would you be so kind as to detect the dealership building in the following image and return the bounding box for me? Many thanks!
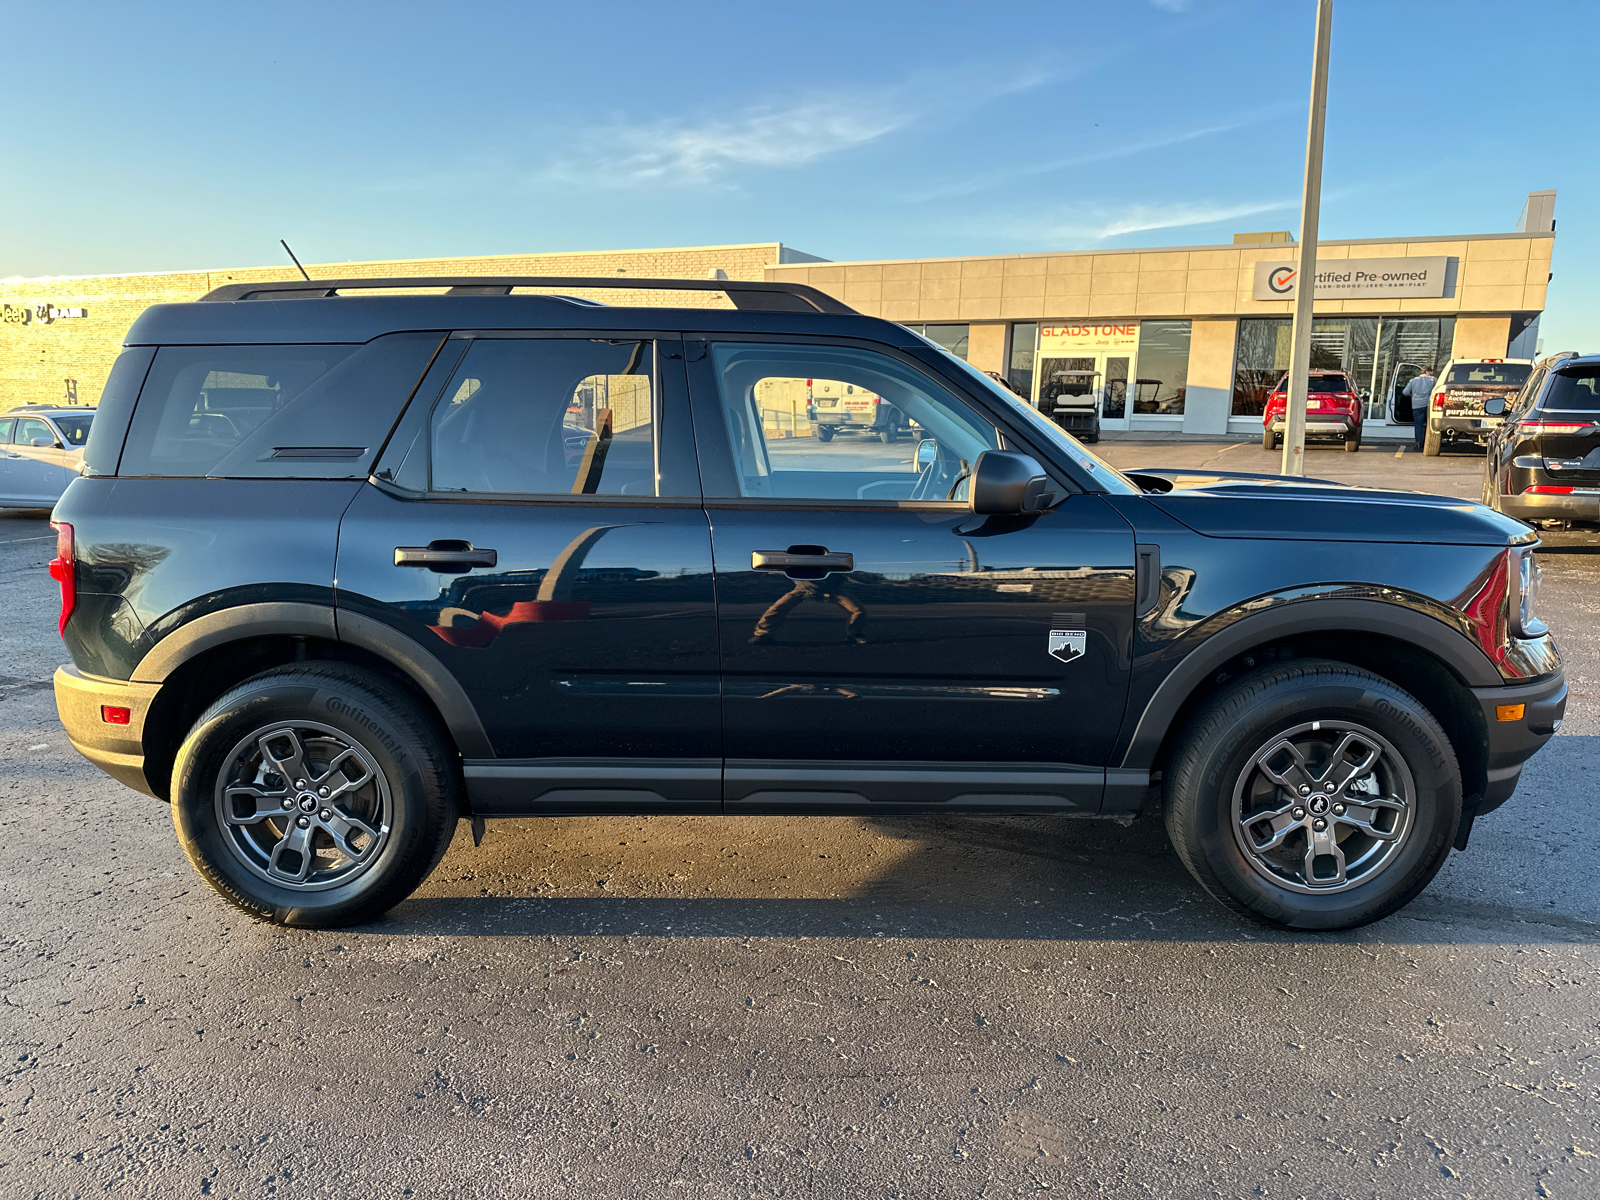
[0,190,1555,442]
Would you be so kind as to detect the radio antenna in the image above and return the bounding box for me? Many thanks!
[279,239,311,281]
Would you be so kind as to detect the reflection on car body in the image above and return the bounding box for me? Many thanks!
[0,406,94,508]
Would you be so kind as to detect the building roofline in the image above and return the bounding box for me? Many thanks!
[0,241,802,287]
[765,230,1555,272]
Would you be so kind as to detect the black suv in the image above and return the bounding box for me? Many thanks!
[51,276,1566,931]
[1484,352,1600,528]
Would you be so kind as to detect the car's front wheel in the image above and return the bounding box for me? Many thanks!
[170,664,461,927]
[1164,659,1460,930]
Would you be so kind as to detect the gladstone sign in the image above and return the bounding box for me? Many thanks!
[1251,256,1449,301]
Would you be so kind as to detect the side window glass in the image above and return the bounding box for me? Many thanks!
[430,339,656,496]
[16,418,53,446]
[708,342,998,502]
[0,419,14,444]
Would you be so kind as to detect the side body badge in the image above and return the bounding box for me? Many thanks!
[1048,629,1086,664]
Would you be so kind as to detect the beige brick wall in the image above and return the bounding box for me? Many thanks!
[768,234,1555,325]
[1,243,789,409]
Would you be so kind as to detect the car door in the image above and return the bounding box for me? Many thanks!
[685,335,1135,813]
[337,331,721,814]
[1,416,71,505]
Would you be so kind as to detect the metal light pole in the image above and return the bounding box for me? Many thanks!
[1281,0,1333,477]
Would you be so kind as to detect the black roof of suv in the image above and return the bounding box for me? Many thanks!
[50,275,1566,933]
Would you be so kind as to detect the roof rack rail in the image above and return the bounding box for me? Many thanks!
[198,275,857,315]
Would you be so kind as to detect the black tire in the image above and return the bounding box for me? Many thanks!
[1261,427,1275,450]
[879,428,895,444]
[1343,433,1361,453]
[1163,659,1461,931]
[816,426,835,442]
[170,664,461,928]
[1423,423,1442,456]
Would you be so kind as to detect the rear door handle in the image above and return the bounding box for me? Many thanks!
[394,541,497,571]
[752,547,853,575]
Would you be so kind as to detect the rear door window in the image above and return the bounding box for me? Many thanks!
[0,419,13,444]
[118,334,443,478]
[428,338,658,496]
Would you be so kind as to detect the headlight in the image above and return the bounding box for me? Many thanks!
[1510,546,1547,638]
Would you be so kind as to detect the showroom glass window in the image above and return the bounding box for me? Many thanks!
[1133,321,1191,415]
[1008,323,1038,397]
[903,324,970,360]
[1231,316,1456,418]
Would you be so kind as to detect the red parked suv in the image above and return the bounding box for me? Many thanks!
[1261,370,1364,452]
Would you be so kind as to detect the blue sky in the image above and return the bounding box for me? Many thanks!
[3,0,1594,349]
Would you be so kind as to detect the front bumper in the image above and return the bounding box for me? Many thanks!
[1471,670,1567,817]
[54,664,160,798]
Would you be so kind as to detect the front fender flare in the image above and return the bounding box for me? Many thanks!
[1119,597,1502,772]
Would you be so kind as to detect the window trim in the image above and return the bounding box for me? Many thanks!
[681,331,1080,509]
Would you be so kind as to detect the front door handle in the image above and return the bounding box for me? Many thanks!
[394,541,497,572]
[752,546,854,576]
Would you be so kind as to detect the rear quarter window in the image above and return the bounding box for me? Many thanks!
[117,333,444,478]
[1543,369,1600,412]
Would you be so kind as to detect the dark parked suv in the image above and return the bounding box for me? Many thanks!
[1483,352,1600,528]
[51,277,1566,931]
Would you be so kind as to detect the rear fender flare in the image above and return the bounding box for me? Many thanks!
[1120,597,1502,771]
[132,601,493,758]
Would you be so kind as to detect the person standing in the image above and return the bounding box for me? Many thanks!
[1405,366,1438,450]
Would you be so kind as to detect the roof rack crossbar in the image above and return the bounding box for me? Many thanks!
[198,275,856,315]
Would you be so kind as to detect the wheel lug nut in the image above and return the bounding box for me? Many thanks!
[1313,818,1327,831]
[1293,807,1306,819]
[1299,785,1311,795]
[281,798,294,809]
[296,816,310,829]
[319,809,331,820]
[1333,803,1346,815]
[318,787,329,797]
[295,779,306,788]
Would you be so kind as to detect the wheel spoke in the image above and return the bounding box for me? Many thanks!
[1257,739,1317,793]
[1240,802,1303,852]
[1320,731,1381,793]
[257,728,311,789]
[315,747,375,801]
[1302,822,1348,887]
[222,784,289,825]
[267,821,317,884]
[322,807,380,861]
[1337,797,1406,841]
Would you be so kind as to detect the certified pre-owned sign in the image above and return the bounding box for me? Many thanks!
[1251,256,1449,301]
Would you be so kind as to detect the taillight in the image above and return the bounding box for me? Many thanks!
[1519,421,1593,435]
[1524,485,1575,494]
[1432,391,1447,409]
[48,521,75,637]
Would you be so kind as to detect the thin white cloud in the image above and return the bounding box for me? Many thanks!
[1151,0,1191,11]
[990,197,1298,245]
[536,64,1061,190]
[903,110,1283,203]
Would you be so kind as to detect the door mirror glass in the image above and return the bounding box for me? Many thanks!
[1482,395,1507,417]
[915,438,939,468]
[969,450,1057,515]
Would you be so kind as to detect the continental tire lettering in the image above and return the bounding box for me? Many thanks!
[1371,698,1447,769]
[323,697,403,758]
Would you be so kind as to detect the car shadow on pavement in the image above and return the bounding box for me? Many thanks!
[376,782,1600,944]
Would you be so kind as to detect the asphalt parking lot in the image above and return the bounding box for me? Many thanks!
[3,440,1596,1199]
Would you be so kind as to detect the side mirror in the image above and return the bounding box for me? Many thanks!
[1483,396,1507,417]
[969,450,1058,515]
[915,438,939,468]
[30,437,53,448]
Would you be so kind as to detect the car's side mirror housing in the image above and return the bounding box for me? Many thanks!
[969,450,1059,515]
[915,438,939,468]
[1483,395,1507,417]
[30,437,53,448]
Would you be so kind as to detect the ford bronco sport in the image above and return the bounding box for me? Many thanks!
[51,276,1566,931]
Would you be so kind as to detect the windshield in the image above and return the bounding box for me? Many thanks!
[50,413,94,446]
[912,334,1141,496]
[1445,362,1531,387]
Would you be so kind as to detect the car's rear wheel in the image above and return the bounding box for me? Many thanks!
[171,664,460,927]
[1261,428,1277,450]
[816,426,835,442]
[1423,423,1443,456]
[1164,659,1460,930]
[880,427,897,444]
[1343,432,1361,453]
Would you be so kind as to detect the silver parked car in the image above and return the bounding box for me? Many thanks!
[0,406,94,508]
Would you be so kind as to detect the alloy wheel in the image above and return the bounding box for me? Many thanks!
[1230,720,1415,895]
[213,721,393,891]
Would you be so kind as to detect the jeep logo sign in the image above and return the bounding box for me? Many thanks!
[1251,256,1448,300]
